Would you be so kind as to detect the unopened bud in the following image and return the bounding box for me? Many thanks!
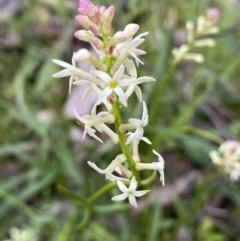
[196,16,206,35]
[74,30,103,49]
[123,24,140,37]
[186,21,195,43]
[184,53,204,63]
[75,15,91,28]
[110,31,128,45]
[207,8,221,23]
[195,39,216,47]
[75,48,91,62]
[75,15,101,35]
[99,6,106,15]
[103,5,115,23]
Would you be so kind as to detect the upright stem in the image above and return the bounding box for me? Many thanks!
[113,101,141,184]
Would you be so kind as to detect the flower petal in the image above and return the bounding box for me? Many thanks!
[87,161,105,174]
[142,101,148,121]
[129,176,137,191]
[116,180,128,193]
[90,132,103,143]
[97,87,113,105]
[82,87,92,101]
[134,86,142,102]
[53,69,71,78]
[118,78,138,87]
[128,195,137,207]
[153,149,164,162]
[93,69,111,83]
[134,190,150,197]
[113,64,125,80]
[111,193,128,201]
[74,109,86,123]
[52,59,72,69]
[114,87,127,107]
[129,118,141,127]
[141,136,152,145]
[137,76,156,84]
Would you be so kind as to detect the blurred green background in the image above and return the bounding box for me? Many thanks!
[1,0,240,240]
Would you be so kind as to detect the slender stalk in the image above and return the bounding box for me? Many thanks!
[88,182,117,204]
[113,101,141,183]
[149,40,198,152]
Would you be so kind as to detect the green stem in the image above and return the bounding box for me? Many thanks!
[112,101,141,184]
[58,185,88,205]
[77,209,90,230]
[149,39,199,152]
[88,182,117,204]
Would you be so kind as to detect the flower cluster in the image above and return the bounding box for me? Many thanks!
[53,0,164,207]
[172,8,220,63]
[3,227,34,241]
[210,141,240,181]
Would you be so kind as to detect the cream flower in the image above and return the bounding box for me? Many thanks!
[74,107,115,143]
[124,59,156,102]
[87,154,128,181]
[92,64,137,107]
[52,52,98,94]
[125,101,149,145]
[111,176,150,207]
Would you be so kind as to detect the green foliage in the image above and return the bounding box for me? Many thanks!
[1,0,240,240]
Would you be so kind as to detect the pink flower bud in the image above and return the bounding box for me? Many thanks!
[74,30,103,49]
[100,6,106,15]
[75,15,101,35]
[103,5,115,23]
[123,24,140,37]
[110,31,128,45]
[89,25,101,36]
[91,38,104,50]
[75,15,92,28]
[78,0,94,15]
[207,8,221,23]
[74,30,93,41]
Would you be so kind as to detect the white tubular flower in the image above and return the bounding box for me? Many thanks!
[153,149,165,186]
[136,149,165,186]
[52,53,98,94]
[74,108,115,143]
[111,176,150,208]
[125,59,156,102]
[87,154,129,181]
[111,32,148,73]
[92,64,137,107]
[73,77,113,112]
[91,105,118,143]
[125,101,148,145]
